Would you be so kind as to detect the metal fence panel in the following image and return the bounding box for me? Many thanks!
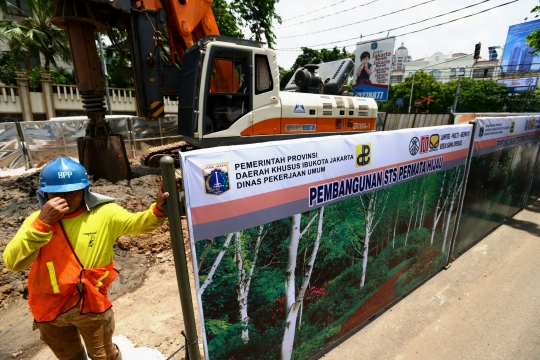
[0,123,25,169]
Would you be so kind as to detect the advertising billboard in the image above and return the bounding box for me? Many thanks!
[352,37,395,102]
[497,76,538,93]
[181,125,472,360]
[499,20,540,93]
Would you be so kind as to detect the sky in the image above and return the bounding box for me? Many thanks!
[270,0,539,69]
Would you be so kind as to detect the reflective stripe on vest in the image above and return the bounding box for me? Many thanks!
[45,261,60,294]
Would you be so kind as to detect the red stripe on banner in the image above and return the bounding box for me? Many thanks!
[474,131,540,149]
[190,149,469,226]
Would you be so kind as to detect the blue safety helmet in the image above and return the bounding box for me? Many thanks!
[38,157,90,193]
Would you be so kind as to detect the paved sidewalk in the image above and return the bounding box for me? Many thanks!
[325,201,540,360]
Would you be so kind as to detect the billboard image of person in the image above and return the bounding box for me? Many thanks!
[353,37,395,102]
[356,51,373,83]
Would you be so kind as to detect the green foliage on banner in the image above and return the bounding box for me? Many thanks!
[197,163,468,359]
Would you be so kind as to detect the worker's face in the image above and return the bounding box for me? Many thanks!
[47,190,84,215]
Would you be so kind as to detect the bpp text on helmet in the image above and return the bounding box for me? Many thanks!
[58,171,73,179]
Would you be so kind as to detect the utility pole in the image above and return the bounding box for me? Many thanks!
[453,77,462,112]
[521,83,532,112]
[408,72,416,114]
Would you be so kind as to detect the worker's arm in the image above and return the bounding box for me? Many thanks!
[3,212,52,271]
[109,178,181,236]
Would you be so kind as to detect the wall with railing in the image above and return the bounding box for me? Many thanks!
[0,71,178,122]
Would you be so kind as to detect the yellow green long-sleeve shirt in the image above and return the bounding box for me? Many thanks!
[3,202,165,271]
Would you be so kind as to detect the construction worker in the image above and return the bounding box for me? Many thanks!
[3,157,177,360]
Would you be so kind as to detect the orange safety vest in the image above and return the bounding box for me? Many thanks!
[28,221,118,322]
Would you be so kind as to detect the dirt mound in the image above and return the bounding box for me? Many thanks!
[0,164,185,309]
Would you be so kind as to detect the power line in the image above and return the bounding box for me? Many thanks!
[279,0,435,39]
[276,0,519,51]
[281,0,350,22]
[279,0,381,28]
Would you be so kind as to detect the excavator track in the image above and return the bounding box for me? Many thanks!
[141,141,195,168]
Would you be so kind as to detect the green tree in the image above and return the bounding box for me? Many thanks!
[526,6,540,55]
[0,0,71,69]
[212,0,243,38]
[379,72,449,113]
[0,52,18,85]
[456,79,508,112]
[229,0,282,48]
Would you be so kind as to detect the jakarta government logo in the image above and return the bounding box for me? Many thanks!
[203,163,230,195]
[371,42,378,50]
[409,137,420,156]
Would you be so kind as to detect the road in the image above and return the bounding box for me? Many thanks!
[324,201,540,359]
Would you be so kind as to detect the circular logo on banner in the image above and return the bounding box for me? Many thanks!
[409,137,420,156]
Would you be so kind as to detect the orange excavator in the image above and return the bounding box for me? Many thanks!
[50,0,378,181]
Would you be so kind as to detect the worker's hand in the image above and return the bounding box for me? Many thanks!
[38,197,70,225]
[156,178,182,211]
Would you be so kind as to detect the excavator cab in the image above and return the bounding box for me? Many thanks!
[178,36,274,147]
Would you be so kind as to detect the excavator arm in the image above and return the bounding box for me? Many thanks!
[50,0,223,177]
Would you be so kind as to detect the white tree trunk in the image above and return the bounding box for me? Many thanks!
[393,208,399,248]
[419,195,426,227]
[359,194,388,288]
[235,225,265,344]
[442,170,462,253]
[413,202,419,229]
[198,233,234,296]
[404,207,414,246]
[234,232,250,343]
[281,208,324,360]
[430,173,447,245]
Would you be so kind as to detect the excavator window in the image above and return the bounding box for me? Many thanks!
[204,50,251,133]
[255,55,273,94]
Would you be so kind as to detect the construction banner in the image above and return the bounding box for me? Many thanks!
[452,116,540,257]
[181,124,472,360]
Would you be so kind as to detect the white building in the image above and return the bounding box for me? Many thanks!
[404,52,475,83]
[391,49,501,85]
[390,43,412,84]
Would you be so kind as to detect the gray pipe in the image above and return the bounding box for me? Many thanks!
[160,156,200,360]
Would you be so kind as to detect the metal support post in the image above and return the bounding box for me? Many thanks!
[160,156,201,360]
[97,33,113,115]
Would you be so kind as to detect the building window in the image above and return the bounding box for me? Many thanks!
[6,0,32,17]
[458,67,466,77]
[450,68,456,77]
[472,68,494,78]
[390,75,403,84]
[17,50,41,70]
[432,70,442,79]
